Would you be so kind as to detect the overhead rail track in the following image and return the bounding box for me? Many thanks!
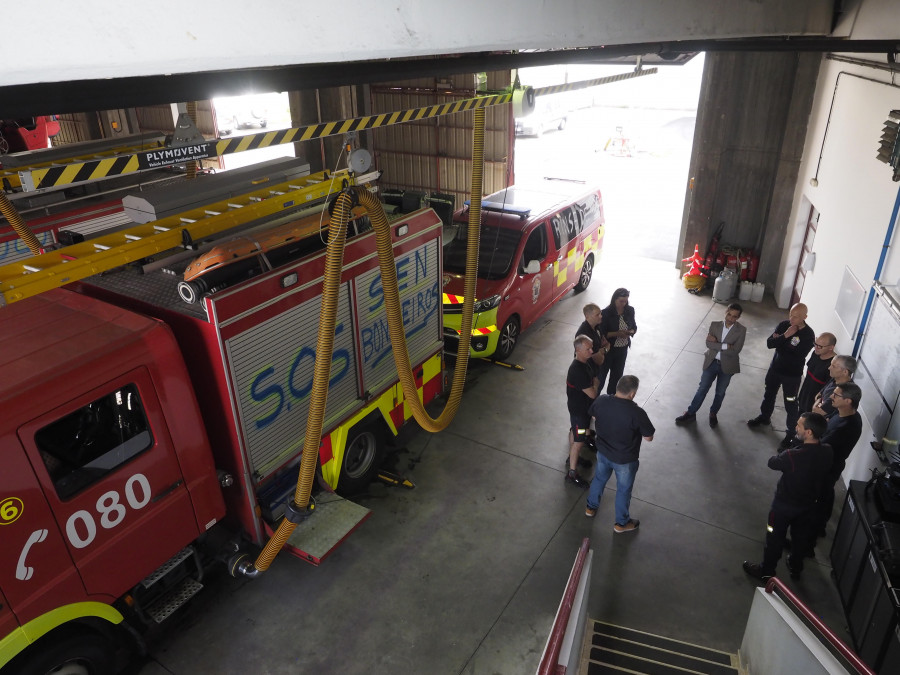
[531,68,657,96]
[19,70,657,192]
[0,168,354,306]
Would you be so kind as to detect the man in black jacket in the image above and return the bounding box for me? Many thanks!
[565,335,599,487]
[814,382,863,538]
[744,412,833,582]
[798,332,836,413]
[748,303,815,449]
[585,375,655,533]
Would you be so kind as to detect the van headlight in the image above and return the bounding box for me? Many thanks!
[473,295,501,313]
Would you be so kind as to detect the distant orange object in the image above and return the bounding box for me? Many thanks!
[183,207,367,282]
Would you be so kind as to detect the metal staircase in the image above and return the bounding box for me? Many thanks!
[580,621,743,675]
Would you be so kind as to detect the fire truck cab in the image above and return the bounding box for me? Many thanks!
[0,290,225,671]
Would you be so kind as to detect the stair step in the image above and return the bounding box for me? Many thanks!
[584,621,739,675]
[593,621,735,665]
[141,547,195,588]
[145,577,204,623]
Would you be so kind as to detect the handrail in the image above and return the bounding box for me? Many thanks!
[764,577,876,675]
[537,537,591,675]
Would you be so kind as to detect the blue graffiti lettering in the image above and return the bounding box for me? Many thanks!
[365,281,440,369]
[396,256,410,292]
[249,323,352,429]
[415,248,427,284]
[249,367,284,429]
[366,251,431,313]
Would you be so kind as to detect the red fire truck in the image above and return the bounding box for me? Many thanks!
[0,199,445,673]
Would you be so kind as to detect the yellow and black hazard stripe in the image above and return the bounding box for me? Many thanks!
[26,154,143,192]
[26,93,514,191]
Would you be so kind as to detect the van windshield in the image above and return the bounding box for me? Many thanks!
[443,225,522,280]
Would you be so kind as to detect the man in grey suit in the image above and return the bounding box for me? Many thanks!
[676,303,746,427]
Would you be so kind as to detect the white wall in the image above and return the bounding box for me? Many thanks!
[776,23,900,482]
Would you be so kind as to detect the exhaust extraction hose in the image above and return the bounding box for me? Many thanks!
[185,101,199,180]
[0,192,42,255]
[248,108,486,574]
[379,105,485,431]
[355,106,484,431]
[251,190,352,573]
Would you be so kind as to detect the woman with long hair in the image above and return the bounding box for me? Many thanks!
[597,288,636,395]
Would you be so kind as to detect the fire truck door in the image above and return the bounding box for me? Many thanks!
[17,368,200,599]
[0,436,83,632]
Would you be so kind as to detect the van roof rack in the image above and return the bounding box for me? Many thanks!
[464,199,530,219]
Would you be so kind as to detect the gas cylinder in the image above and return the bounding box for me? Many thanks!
[713,268,737,303]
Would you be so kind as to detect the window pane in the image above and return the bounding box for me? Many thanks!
[35,384,153,500]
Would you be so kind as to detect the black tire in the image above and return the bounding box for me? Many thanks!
[259,120,268,128]
[574,255,593,292]
[12,631,114,675]
[558,117,567,131]
[337,423,384,496]
[495,316,520,361]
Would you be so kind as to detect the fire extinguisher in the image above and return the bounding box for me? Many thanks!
[739,250,749,281]
[747,249,760,282]
[725,251,738,271]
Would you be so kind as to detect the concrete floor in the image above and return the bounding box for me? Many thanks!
[132,252,851,675]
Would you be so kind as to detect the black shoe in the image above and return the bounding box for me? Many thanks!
[778,435,794,450]
[675,411,696,425]
[783,538,815,559]
[787,557,803,580]
[742,561,773,582]
[709,413,718,428]
[566,470,589,488]
[564,457,594,470]
[747,416,770,427]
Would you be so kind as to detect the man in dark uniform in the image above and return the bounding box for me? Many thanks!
[575,302,610,368]
[815,382,863,538]
[811,354,857,419]
[748,303,816,449]
[565,335,598,487]
[585,375,655,533]
[798,332,836,413]
[743,412,832,582]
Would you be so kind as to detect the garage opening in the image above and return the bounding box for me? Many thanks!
[212,92,292,171]
[515,57,704,263]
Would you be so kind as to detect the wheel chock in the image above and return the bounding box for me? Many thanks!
[377,470,415,489]
[491,359,525,371]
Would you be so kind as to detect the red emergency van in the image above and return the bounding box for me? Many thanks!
[442,181,605,360]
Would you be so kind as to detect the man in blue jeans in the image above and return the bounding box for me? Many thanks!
[675,303,746,427]
[585,375,655,532]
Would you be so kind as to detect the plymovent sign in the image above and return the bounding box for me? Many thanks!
[138,143,214,169]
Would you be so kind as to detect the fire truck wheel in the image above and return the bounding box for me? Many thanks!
[496,316,520,361]
[338,424,384,495]
[574,255,593,292]
[14,630,114,675]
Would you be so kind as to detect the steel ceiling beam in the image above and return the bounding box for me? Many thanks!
[2,39,898,119]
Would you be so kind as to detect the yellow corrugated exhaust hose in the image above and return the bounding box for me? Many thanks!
[0,192,42,255]
[250,188,352,572]
[247,108,485,574]
[185,101,199,180]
